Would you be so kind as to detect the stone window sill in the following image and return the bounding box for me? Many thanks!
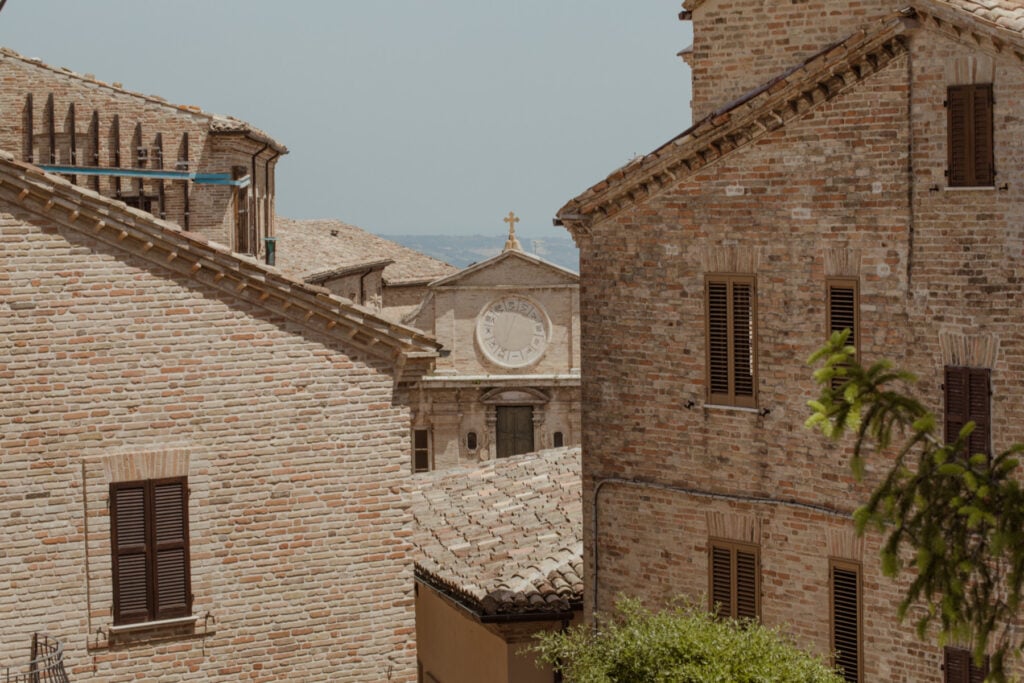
[943,186,996,192]
[89,615,215,651]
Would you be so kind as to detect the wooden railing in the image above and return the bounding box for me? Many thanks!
[2,634,68,683]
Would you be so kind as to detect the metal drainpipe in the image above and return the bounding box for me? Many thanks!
[589,477,851,618]
[264,149,282,241]
[250,142,269,259]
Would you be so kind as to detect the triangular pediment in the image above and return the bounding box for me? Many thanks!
[430,249,577,289]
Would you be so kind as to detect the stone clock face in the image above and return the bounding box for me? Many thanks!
[476,296,549,368]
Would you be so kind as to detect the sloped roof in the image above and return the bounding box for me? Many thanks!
[0,151,440,373]
[561,3,1024,236]
[274,217,458,286]
[411,447,583,617]
[0,47,287,153]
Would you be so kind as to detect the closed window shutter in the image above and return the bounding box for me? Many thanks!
[710,545,733,617]
[709,542,759,619]
[947,84,994,187]
[831,562,861,683]
[972,86,994,186]
[944,646,989,683]
[706,276,756,407]
[707,282,730,397]
[948,86,970,186]
[945,366,969,446]
[967,369,991,457]
[827,279,859,390]
[944,366,990,457]
[735,548,758,619]
[732,283,754,399]
[111,483,151,625]
[152,479,191,620]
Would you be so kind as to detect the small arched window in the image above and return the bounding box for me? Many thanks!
[467,431,478,450]
[553,431,564,448]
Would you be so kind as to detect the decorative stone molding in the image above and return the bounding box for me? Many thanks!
[827,527,865,562]
[706,511,761,544]
[702,245,759,274]
[102,447,191,483]
[939,331,999,368]
[823,248,861,277]
[945,54,996,86]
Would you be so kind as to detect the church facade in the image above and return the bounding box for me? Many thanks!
[557,1,1024,681]
[403,218,581,471]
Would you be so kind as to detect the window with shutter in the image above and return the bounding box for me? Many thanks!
[947,84,994,187]
[827,278,859,389]
[705,275,757,407]
[944,366,991,458]
[413,429,431,473]
[830,560,862,683]
[944,646,989,683]
[110,477,192,625]
[708,540,760,619]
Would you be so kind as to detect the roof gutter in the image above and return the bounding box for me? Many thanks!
[414,573,581,626]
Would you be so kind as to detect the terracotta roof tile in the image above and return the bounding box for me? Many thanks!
[274,217,457,286]
[411,447,583,616]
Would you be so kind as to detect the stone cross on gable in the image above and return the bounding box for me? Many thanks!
[503,211,522,252]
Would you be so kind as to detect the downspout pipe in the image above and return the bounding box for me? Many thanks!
[250,142,269,261]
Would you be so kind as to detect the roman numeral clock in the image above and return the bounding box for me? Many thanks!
[476,295,550,368]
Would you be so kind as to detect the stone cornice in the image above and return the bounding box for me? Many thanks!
[0,153,439,379]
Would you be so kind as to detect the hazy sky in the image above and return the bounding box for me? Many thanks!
[0,2,692,239]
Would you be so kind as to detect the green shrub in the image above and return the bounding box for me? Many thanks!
[533,597,844,683]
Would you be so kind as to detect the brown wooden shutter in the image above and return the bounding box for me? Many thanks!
[827,280,858,339]
[710,542,759,619]
[945,647,969,683]
[948,85,970,186]
[732,282,754,400]
[948,84,994,187]
[735,548,758,619]
[111,483,151,625]
[831,561,862,683]
[152,478,191,620]
[709,545,733,617]
[945,367,990,457]
[707,281,730,398]
[944,646,989,683]
[972,85,994,186]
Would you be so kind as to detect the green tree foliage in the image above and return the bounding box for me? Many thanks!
[807,331,1024,681]
[533,597,844,683]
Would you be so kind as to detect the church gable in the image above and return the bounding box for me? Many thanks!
[432,251,577,290]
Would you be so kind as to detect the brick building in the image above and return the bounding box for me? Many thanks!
[0,51,441,682]
[556,1,1024,680]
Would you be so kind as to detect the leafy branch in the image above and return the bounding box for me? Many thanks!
[807,331,1024,681]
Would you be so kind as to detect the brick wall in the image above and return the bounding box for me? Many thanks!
[0,51,281,252]
[577,25,1024,682]
[0,207,418,681]
[685,0,894,120]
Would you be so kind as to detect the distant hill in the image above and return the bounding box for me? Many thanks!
[380,234,579,272]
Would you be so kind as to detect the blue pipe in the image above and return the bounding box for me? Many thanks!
[37,164,250,187]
